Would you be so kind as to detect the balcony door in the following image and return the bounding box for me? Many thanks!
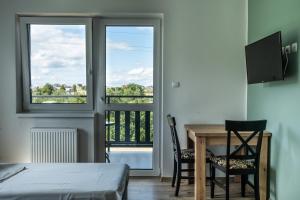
[95,19,161,176]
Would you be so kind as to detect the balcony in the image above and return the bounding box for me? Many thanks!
[105,95,154,169]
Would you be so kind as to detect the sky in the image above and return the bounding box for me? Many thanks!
[30,24,154,88]
[106,26,154,87]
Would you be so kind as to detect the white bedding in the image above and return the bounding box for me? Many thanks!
[0,163,129,200]
[0,164,26,182]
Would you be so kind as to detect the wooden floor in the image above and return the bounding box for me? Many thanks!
[128,177,255,200]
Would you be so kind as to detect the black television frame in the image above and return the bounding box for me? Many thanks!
[245,31,284,84]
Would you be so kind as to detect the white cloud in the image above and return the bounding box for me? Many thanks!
[128,68,144,75]
[107,67,153,87]
[31,75,41,82]
[40,68,50,75]
[29,25,152,88]
[128,67,153,76]
[30,25,86,87]
[106,39,134,51]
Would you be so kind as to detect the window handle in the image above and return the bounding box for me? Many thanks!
[100,97,105,102]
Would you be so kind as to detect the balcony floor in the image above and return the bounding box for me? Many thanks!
[107,147,153,169]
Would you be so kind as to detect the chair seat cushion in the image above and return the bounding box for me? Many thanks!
[180,149,214,160]
[181,149,194,160]
[211,156,255,169]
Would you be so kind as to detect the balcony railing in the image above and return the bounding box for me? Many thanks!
[105,95,154,149]
[32,95,154,148]
[31,95,87,98]
[106,95,153,104]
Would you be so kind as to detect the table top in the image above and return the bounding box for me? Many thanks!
[185,124,272,137]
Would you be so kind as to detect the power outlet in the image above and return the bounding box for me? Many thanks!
[171,81,180,88]
[282,43,297,54]
[285,45,291,54]
[292,42,298,53]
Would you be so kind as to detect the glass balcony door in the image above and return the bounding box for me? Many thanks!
[95,19,161,175]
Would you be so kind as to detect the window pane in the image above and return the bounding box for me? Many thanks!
[30,25,87,104]
[105,26,154,104]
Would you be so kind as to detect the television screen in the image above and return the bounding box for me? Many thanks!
[245,32,283,84]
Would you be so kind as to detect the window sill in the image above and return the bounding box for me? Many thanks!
[16,112,96,118]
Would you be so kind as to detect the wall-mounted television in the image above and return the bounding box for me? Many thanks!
[245,32,284,84]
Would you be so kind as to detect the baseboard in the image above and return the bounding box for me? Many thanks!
[160,176,238,182]
[160,177,172,182]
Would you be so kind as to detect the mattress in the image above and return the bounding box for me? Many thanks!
[0,163,129,200]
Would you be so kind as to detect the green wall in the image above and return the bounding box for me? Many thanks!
[248,1,300,199]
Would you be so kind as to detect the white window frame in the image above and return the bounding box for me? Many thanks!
[19,17,93,111]
[95,18,161,176]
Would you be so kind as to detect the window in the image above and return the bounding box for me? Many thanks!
[105,26,154,104]
[99,19,161,171]
[19,17,93,111]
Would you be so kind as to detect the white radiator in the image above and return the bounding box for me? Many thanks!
[30,128,78,163]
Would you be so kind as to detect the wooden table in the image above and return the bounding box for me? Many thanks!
[185,124,271,200]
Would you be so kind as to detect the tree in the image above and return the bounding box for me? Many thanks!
[72,84,77,94]
[41,83,54,95]
[32,86,42,95]
[58,84,66,95]
[123,83,145,96]
[60,84,66,91]
[106,83,151,103]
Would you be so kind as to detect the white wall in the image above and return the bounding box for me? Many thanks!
[0,0,247,177]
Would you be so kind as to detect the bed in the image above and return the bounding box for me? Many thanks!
[0,163,129,200]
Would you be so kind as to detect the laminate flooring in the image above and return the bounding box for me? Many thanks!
[128,177,255,200]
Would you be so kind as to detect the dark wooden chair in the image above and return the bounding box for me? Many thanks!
[210,120,267,200]
[105,152,110,163]
[167,114,212,196]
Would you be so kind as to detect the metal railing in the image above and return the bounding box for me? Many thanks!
[105,95,153,104]
[31,95,87,98]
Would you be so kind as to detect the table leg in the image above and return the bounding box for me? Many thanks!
[259,137,269,200]
[195,137,206,200]
[188,131,194,184]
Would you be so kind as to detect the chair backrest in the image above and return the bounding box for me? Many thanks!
[225,120,267,169]
[167,114,181,159]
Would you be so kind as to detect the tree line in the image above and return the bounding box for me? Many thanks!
[31,83,87,103]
